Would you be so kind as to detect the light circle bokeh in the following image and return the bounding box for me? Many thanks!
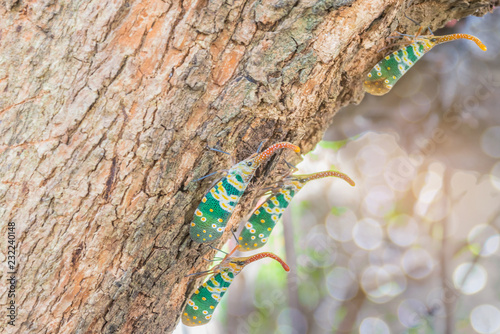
[326,209,357,242]
[470,304,500,334]
[359,317,390,334]
[490,161,500,191]
[398,299,427,328]
[481,126,500,158]
[452,262,487,295]
[352,218,383,250]
[355,145,388,178]
[360,265,407,303]
[387,214,419,247]
[468,224,500,257]
[401,248,434,279]
[325,267,358,301]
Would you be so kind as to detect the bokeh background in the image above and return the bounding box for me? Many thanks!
[175,10,500,334]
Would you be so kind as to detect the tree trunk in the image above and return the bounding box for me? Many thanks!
[0,0,496,333]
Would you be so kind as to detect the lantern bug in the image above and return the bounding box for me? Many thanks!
[364,26,487,96]
[190,142,301,243]
[237,169,355,251]
[182,248,290,326]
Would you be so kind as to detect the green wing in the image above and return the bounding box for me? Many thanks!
[238,184,298,251]
[182,270,235,326]
[364,42,427,96]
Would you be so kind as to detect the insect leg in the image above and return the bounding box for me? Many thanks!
[283,160,299,176]
[256,140,265,153]
[208,245,228,255]
[207,146,231,156]
[203,257,224,262]
[185,269,213,280]
[192,171,223,183]
[207,145,238,165]
[404,13,420,26]
[231,230,239,243]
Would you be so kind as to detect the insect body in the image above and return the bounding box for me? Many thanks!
[238,170,355,251]
[182,251,290,326]
[190,142,301,243]
[364,29,487,96]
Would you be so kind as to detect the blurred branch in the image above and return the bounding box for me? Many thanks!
[337,290,366,333]
[457,207,500,294]
[283,207,303,330]
[440,170,454,334]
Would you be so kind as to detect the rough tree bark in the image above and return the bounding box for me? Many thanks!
[0,0,496,333]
